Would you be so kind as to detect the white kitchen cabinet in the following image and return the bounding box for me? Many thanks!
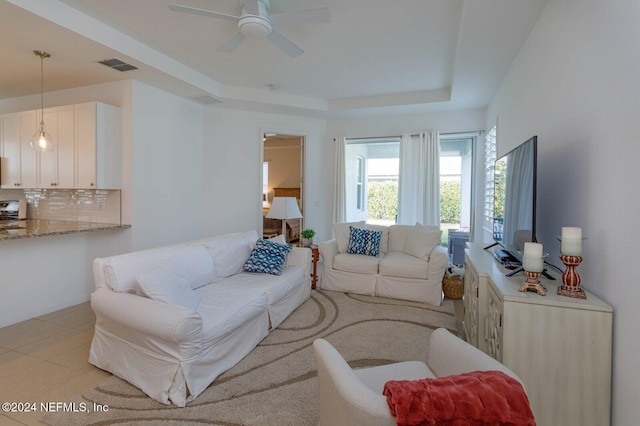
[1,110,37,188]
[464,243,612,426]
[1,102,121,189]
[74,102,121,189]
[37,105,75,188]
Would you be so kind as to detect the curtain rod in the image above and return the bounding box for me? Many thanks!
[345,130,485,141]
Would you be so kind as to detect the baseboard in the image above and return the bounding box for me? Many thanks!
[0,294,91,329]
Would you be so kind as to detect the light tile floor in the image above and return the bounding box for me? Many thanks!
[0,298,465,425]
[0,303,110,425]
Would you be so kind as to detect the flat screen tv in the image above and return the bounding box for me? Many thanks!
[492,135,537,262]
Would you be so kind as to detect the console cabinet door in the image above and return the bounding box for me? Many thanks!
[485,282,503,362]
[463,257,479,346]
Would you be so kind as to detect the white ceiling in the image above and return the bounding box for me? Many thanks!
[0,0,548,118]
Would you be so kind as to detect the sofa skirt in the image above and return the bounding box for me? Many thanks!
[320,268,443,306]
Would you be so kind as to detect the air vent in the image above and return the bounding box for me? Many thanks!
[190,95,222,105]
[99,58,138,72]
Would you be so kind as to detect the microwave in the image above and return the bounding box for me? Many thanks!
[0,199,27,220]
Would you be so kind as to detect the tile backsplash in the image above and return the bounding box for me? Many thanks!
[0,188,121,224]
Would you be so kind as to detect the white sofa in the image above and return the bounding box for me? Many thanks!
[89,230,311,407]
[313,328,527,426]
[319,222,448,306]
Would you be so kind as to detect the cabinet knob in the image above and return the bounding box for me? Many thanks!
[90,182,95,187]
[14,182,20,187]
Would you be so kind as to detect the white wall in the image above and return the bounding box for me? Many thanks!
[0,80,208,326]
[202,107,329,241]
[329,108,486,137]
[0,81,133,327]
[129,81,205,250]
[486,0,640,423]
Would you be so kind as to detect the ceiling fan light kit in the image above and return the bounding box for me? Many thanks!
[239,16,271,38]
[168,0,330,58]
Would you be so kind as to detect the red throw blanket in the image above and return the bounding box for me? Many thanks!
[383,370,536,426]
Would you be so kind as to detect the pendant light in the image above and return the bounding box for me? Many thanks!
[30,50,55,152]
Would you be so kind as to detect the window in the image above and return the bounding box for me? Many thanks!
[439,135,475,246]
[356,156,364,211]
[484,126,497,231]
[345,138,400,224]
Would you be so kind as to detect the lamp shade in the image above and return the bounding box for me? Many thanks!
[266,197,302,220]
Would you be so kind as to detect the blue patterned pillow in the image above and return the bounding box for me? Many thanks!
[347,226,382,257]
[243,239,292,275]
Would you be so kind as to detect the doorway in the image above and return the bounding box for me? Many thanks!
[262,133,305,243]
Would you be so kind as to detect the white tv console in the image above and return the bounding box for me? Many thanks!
[463,243,612,426]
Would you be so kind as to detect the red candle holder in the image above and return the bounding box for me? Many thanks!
[519,271,547,296]
[557,255,586,299]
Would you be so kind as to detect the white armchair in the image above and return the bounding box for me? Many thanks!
[313,328,524,426]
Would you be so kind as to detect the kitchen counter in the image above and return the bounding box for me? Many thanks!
[0,219,130,241]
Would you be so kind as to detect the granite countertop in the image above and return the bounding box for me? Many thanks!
[0,219,131,241]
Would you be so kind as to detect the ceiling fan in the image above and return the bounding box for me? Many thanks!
[168,0,331,58]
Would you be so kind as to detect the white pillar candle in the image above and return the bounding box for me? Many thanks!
[524,242,543,256]
[561,227,582,256]
[562,227,582,239]
[523,242,544,272]
[523,256,544,273]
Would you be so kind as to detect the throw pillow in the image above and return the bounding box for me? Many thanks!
[243,238,292,275]
[366,224,389,254]
[173,245,218,289]
[383,370,535,426]
[334,221,366,253]
[347,226,382,257]
[205,231,257,278]
[136,258,201,311]
[403,227,442,261]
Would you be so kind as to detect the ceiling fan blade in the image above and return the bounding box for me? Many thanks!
[242,0,260,15]
[269,8,331,26]
[267,31,303,58]
[168,4,240,22]
[218,31,246,53]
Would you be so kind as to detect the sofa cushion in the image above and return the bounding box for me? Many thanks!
[388,225,415,253]
[104,249,174,294]
[389,223,441,255]
[334,252,381,274]
[196,283,269,345]
[174,245,218,289]
[243,239,292,275]
[403,228,442,261]
[334,221,366,253]
[366,224,389,254]
[206,231,257,278]
[379,252,429,279]
[136,257,201,311]
[348,226,382,257]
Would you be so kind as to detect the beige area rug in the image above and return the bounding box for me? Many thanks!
[42,290,457,426]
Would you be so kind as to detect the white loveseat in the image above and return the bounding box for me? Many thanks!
[89,230,311,407]
[319,222,448,306]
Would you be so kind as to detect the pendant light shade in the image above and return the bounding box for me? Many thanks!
[30,50,55,152]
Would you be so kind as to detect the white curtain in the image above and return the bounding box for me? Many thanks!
[397,131,440,226]
[332,136,347,224]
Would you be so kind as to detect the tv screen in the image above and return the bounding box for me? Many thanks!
[492,135,537,260]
